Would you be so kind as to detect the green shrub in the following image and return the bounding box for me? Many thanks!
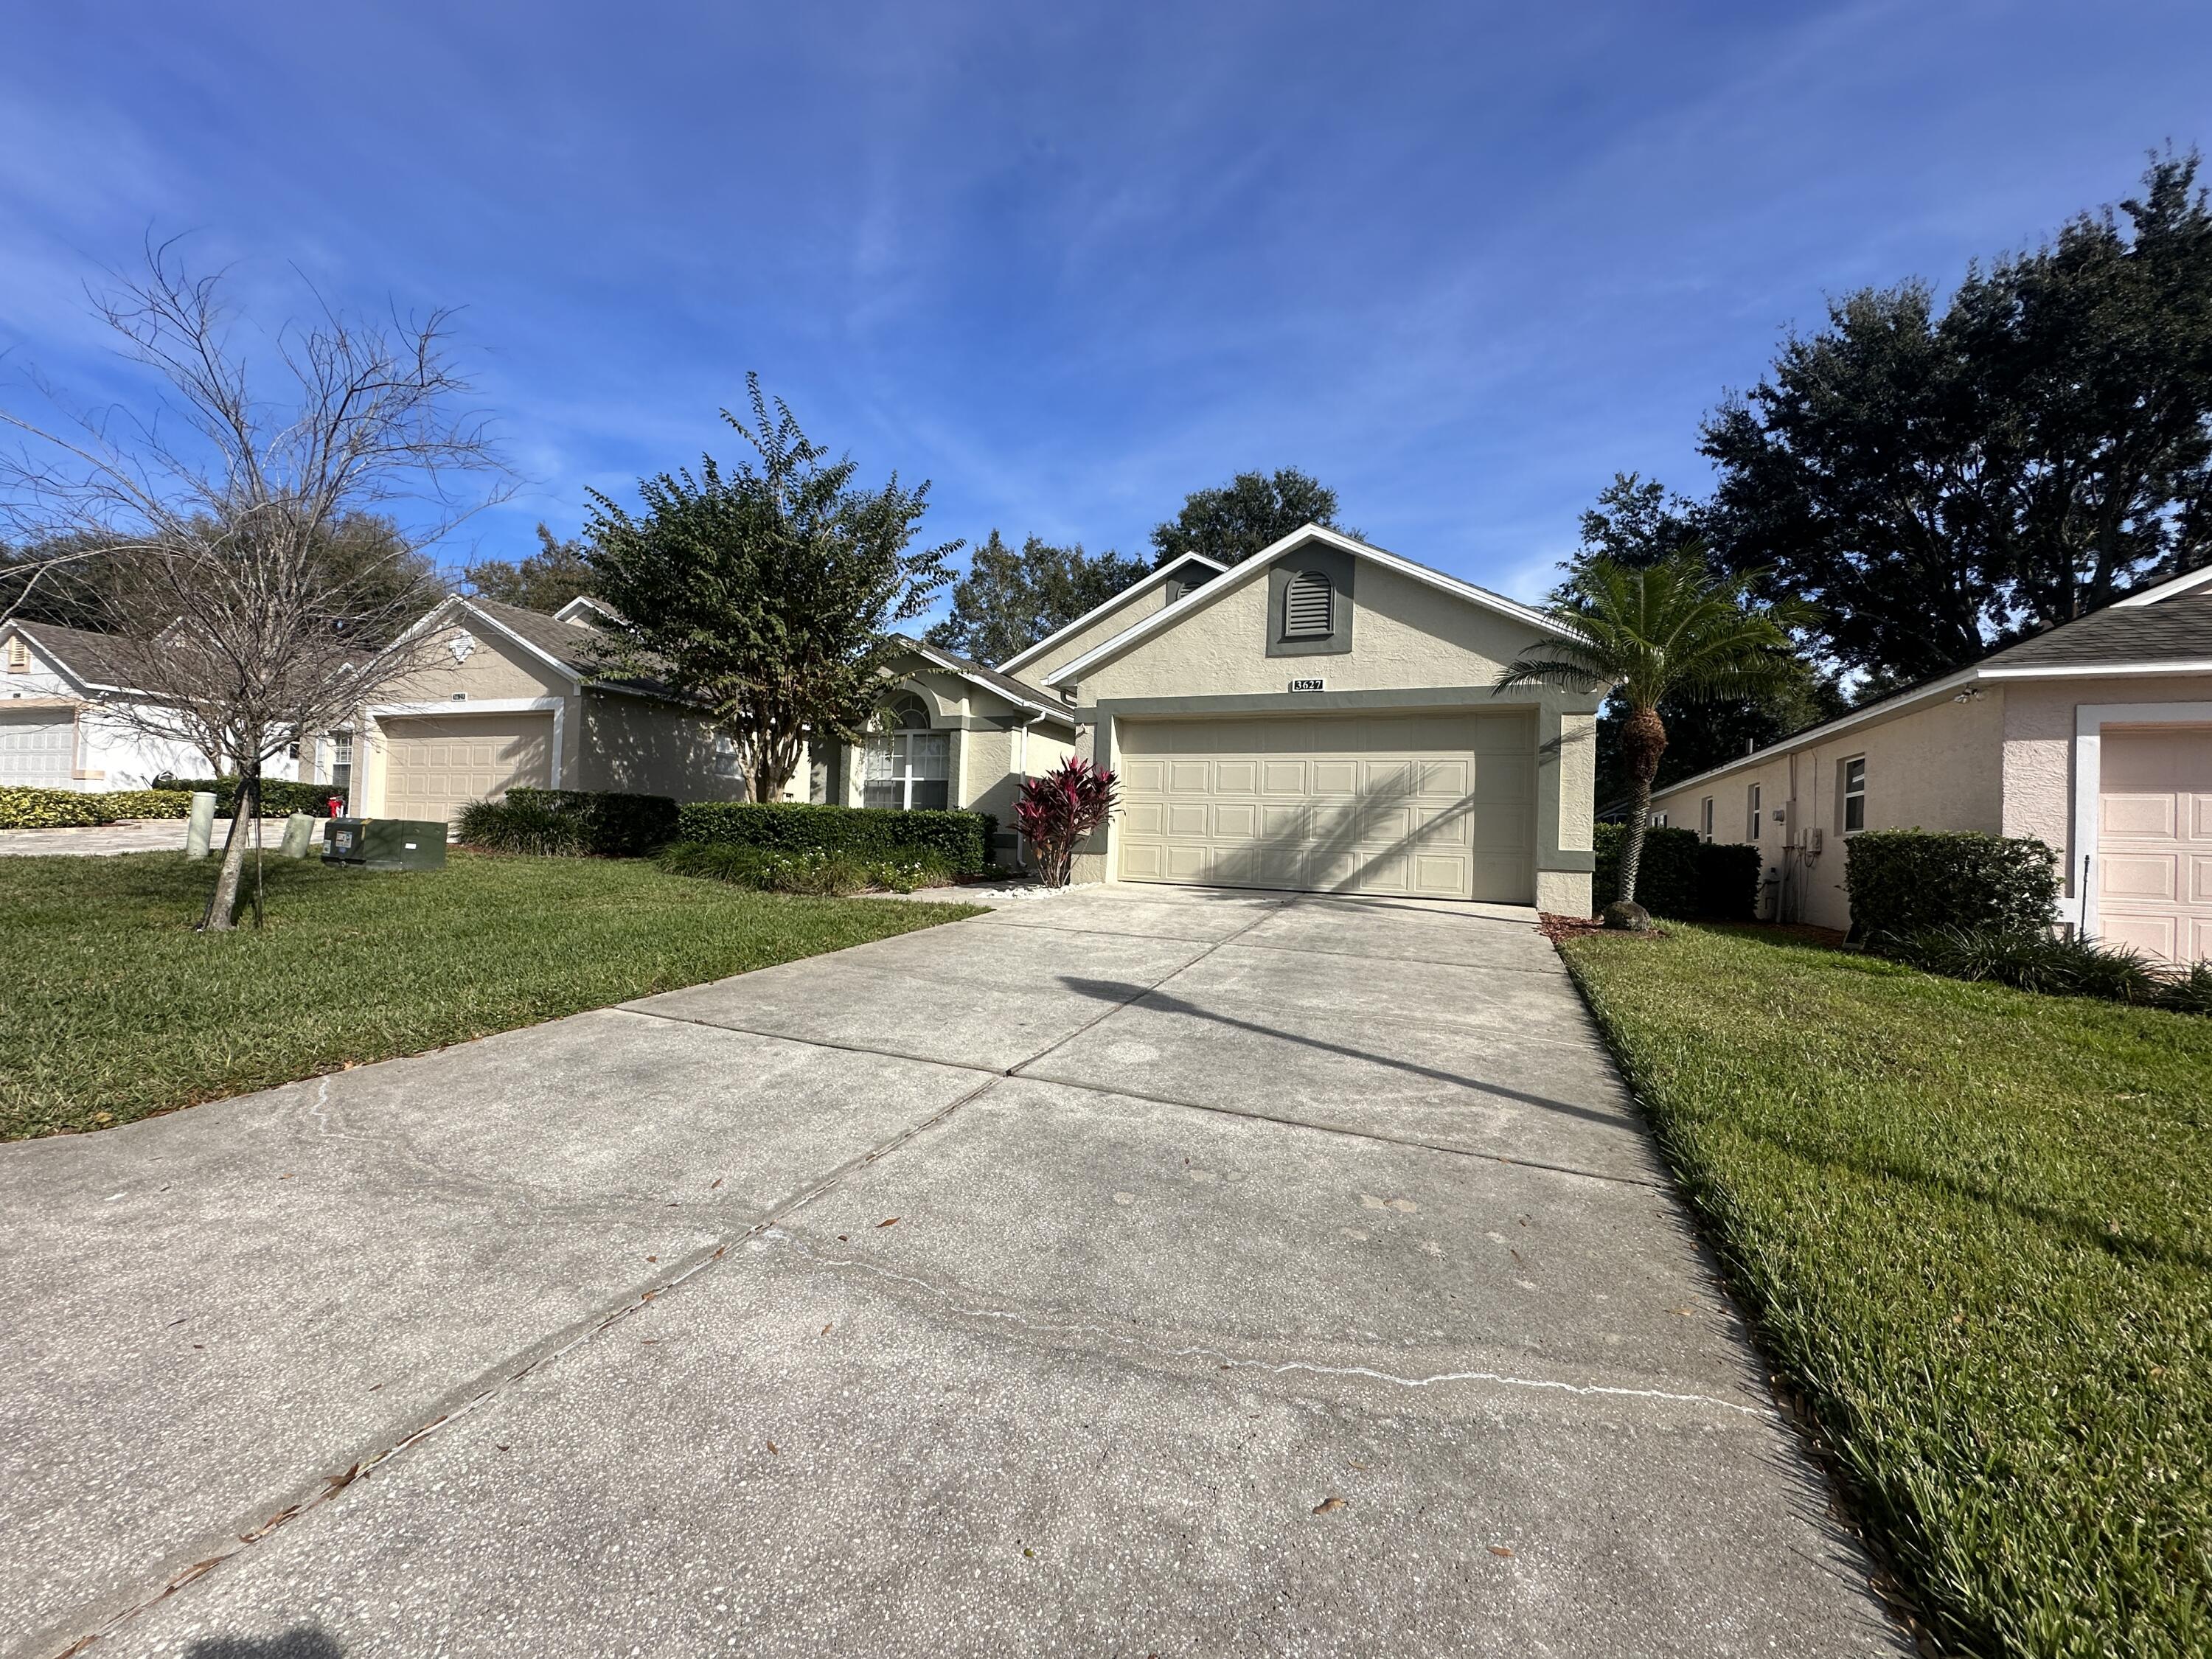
[657,841,951,897]
[1871,924,2210,1013]
[156,776,342,818]
[454,796,591,857]
[0,787,113,830]
[674,800,994,874]
[503,787,678,857]
[99,789,195,820]
[1846,830,2058,940]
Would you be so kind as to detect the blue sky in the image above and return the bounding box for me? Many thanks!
[4,0,2210,616]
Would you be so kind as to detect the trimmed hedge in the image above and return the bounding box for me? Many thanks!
[455,796,590,857]
[1593,822,1761,921]
[504,787,680,857]
[657,841,952,896]
[675,801,996,874]
[156,777,344,818]
[1846,830,2058,940]
[0,786,195,830]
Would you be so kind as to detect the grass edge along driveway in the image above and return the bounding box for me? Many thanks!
[1560,922,2211,1659]
[1,849,981,1141]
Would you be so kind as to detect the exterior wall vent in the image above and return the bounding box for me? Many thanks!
[1284,571,1333,639]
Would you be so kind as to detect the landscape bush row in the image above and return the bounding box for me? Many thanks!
[155,777,346,817]
[0,786,195,830]
[1593,822,1760,921]
[655,841,951,897]
[456,789,995,880]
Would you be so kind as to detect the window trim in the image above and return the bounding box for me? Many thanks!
[863,727,950,812]
[1700,796,1714,841]
[1840,754,1867,834]
[1748,781,1762,841]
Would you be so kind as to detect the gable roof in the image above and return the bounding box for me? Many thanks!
[1,619,149,693]
[414,594,683,700]
[890,635,1076,728]
[1037,525,1576,686]
[995,553,1227,675]
[1652,571,2212,801]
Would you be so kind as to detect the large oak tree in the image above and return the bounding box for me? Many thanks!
[1702,154,2212,691]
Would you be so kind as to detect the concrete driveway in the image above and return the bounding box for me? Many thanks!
[1,884,1903,1658]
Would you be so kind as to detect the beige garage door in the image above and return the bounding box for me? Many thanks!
[1116,711,1535,901]
[379,713,554,824]
[2097,725,2212,966]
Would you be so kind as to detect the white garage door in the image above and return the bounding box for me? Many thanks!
[379,713,553,824]
[1116,711,1535,902]
[2097,725,2212,966]
[0,707,75,786]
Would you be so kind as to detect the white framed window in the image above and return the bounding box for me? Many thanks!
[1841,755,1867,833]
[713,731,743,779]
[327,731,354,799]
[862,698,950,810]
[1700,797,1714,841]
[1651,810,1668,827]
[1748,782,1762,841]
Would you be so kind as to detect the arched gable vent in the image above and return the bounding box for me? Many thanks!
[1284,569,1334,639]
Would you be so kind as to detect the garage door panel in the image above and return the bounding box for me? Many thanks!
[2096,726,2212,967]
[1123,759,1166,792]
[0,711,75,786]
[381,713,553,824]
[1116,712,1534,902]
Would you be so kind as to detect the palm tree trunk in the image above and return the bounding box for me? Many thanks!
[1615,703,1668,913]
[1619,771,1653,907]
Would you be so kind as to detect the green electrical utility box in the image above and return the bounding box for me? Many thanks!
[322,817,448,871]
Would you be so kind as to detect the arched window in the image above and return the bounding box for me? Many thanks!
[1284,569,1334,639]
[863,694,950,810]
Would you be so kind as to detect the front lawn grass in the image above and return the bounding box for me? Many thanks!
[1560,923,2211,1659]
[1,849,980,1141]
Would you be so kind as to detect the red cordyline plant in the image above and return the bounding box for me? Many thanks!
[1015,757,1119,888]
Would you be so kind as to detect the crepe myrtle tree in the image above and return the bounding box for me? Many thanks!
[585,375,958,803]
[1497,549,1809,928]
[1015,757,1118,888]
[0,243,506,931]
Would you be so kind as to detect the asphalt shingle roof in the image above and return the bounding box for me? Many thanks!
[1979,584,2212,669]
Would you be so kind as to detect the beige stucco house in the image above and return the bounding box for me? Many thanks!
[317,594,759,821]
[1005,526,1602,913]
[1649,563,2212,965]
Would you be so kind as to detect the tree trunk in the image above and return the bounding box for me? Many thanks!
[201,768,258,933]
[1615,703,1669,908]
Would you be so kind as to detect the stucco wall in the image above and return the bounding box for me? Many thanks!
[2000,672,2212,902]
[1652,686,2008,931]
[1070,560,1556,700]
[359,625,581,813]
[577,693,748,801]
[1016,583,1171,684]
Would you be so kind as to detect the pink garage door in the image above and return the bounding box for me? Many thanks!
[2096,725,2212,967]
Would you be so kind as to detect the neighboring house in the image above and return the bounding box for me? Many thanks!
[0,619,305,789]
[1018,526,1601,912]
[334,594,761,822]
[1649,563,2212,965]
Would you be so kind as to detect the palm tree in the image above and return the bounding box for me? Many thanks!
[1498,549,1809,928]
